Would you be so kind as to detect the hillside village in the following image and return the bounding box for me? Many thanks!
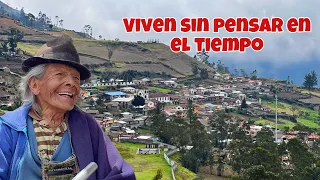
[1,2,320,179]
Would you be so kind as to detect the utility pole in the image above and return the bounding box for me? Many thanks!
[275,94,278,142]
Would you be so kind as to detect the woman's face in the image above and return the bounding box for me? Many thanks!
[29,64,81,112]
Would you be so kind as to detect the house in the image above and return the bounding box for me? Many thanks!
[146,100,157,108]
[151,78,164,85]
[262,106,271,112]
[120,112,134,119]
[141,78,151,86]
[281,135,297,143]
[104,91,127,101]
[112,97,134,109]
[149,92,171,103]
[79,102,92,110]
[247,125,263,137]
[234,76,245,82]
[231,90,242,98]
[196,87,207,95]
[0,93,13,101]
[213,73,221,79]
[239,93,246,100]
[224,85,232,90]
[175,105,186,112]
[120,87,136,93]
[106,101,120,115]
[80,90,90,99]
[83,109,100,116]
[307,134,320,142]
[222,74,231,80]
[163,80,178,88]
[235,99,242,105]
[189,88,196,95]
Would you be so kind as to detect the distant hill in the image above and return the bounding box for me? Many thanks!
[0,1,19,18]
[0,7,212,78]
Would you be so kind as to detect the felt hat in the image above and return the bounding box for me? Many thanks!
[22,35,91,80]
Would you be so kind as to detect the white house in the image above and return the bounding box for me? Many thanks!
[120,87,136,93]
[149,92,171,103]
[163,80,177,88]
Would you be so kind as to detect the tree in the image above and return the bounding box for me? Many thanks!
[195,49,209,64]
[7,28,24,52]
[1,41,9,53]
[199,68,208,79]
[290,105,297,116]
[27,13,35,27]
[303,70,318,97]
[169,116,190,149]
[234,69,239,76]
[241,98,248,109]
[106,45,114,60]
[250,70,257,80]
[131,95,145,107]
[59,19,63,28]
[191,63,198,75]
[287,138,316,179]
[240,69,248,77]
[83,25,92,39]
[55,16,59,27]
[152,169,163,180]
[287,76,291,85]
[216,60,226,74]
[241,165,279,180]
[209,111,232,176]
[187,99,196,124]
[19,8,27,24]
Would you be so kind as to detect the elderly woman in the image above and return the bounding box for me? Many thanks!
[0,35,136,180]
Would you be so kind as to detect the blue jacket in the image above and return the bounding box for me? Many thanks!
[0,103,136,180]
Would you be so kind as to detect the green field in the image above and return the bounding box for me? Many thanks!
[232,112,303,130]
[115,143,172,180]
[148,86,172,93]
[298,89,320,97]
[17,42,42,55]
[261,100,319,128]
[254,119,296,129]
[115,143,198,180]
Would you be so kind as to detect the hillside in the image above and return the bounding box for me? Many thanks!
[0,15,211,78]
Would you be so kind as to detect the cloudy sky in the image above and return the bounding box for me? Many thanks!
[3,0,320,83]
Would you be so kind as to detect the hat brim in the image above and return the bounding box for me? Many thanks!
[22,57,91,80]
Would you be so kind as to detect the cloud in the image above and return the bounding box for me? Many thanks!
[3,0,319,67]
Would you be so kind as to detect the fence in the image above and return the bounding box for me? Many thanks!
[163,148,179,180]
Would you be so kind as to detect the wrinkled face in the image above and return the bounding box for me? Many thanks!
[29,64,81,112]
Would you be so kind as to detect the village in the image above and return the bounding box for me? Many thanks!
[1,59,320,179]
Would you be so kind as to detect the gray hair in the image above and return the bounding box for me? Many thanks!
[19,64,48,115]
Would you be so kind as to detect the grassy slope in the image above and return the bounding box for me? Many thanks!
[14,27,210,78]
[115,143,172,180]
[261,100,319,128]
[17,42,42,55]
[148,86,173,93]
[169,153,199,180]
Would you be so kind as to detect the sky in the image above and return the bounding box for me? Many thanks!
[2,0,320,84]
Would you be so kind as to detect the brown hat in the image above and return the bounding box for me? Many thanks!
[22,35,91,80]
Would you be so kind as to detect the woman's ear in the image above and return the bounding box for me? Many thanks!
[29,77,40,95]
